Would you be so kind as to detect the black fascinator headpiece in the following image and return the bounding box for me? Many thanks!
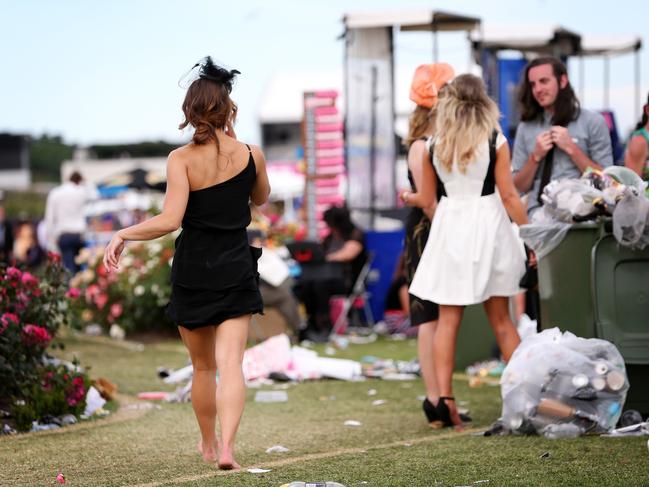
[178,56,240,92]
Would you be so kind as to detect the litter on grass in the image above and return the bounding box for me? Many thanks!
[265,445,290,453]
[255,391,288,403]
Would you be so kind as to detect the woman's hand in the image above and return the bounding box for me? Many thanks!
[399,190,412,205]
[528,249,537,268]
[103,232,125,272]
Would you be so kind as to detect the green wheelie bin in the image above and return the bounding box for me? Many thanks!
[538,221,649,413]
[455,304,498,370]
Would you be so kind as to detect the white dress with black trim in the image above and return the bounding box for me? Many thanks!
[409,132,526,306]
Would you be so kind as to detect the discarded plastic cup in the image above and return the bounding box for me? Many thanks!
[619,409,643,427]
[283,483,346,487]
[605,370,625,391]
[594,361,609,375]
[571,374,589,388]
[542,423,584,439]
[255,391,288,403]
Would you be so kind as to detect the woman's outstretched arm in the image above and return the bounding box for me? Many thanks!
[103,150,189,271]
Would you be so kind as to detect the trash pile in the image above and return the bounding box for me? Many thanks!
[521,166,649,258]
[360,356,420,380]
[500,328,628,438]
[147,334,366,403]
[466,359,505,388]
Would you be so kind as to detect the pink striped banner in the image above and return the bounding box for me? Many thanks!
[313,106,338,116]
[314,90,338,98]
[315,176,340,187]
[315,122,344,132]
[317,156,344,166]
[316,139,344,149]
[316,148,343,159]
[315,132,342,141]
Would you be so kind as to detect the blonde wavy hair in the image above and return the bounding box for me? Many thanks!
[435,74,501,173]
[403,105,435,147]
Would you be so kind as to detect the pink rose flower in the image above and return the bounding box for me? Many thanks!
[6,267,22,281]
[65,287,81,299]
[109,303,123,318]
[0,313,19,334]
[95,293,108,310]
[85,284,100,302]
[20,272,39,288]
[21,324,52,346]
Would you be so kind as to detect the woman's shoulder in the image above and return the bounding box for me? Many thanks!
[167,145,194,165]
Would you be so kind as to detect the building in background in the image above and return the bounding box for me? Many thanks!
[0,133,30,190]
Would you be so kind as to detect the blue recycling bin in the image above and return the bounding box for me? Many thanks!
[364,229,404,322]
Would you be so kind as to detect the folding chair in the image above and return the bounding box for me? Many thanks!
[329,252,375,338]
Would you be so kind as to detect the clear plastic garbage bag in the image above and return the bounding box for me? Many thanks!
[612,188,649,250]
[501,328,628,438]
[519,222,572,260]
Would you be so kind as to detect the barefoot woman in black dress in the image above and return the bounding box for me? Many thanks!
[104,57,270,469]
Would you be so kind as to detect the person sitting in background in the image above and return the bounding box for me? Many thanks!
[297,206,367,343]
[384,251,409,314]
[624,91,649,185]
[248,229,305,340]
[13,221,44,269]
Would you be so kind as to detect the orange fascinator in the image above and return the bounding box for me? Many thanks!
[409,63,455,109]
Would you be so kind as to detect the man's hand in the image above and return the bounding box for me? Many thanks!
[533,130,553,162]
[550,126,575,153]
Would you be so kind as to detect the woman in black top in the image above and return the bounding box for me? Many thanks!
[104,57,270,470]
[401,63,457,427]
[298,205,366,342]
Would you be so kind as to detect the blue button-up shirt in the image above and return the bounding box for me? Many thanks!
[511,109,613,215]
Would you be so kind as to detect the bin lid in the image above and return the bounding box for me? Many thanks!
[592,234,649,364]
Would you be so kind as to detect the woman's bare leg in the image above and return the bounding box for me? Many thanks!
[483,296,521,362]
[177,325,218,463]
[433,305,465,429]
[214,314,250,470]
[417,320,440,404]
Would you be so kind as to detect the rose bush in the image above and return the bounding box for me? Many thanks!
[69,236,175,334]
[0,254,71,400]
[0,254,93,431]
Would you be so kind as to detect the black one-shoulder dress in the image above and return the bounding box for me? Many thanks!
[165,146,263,330]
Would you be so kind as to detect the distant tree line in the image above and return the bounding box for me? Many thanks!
[28,136,179,182]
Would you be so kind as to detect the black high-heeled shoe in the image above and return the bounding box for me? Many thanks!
[422,397,440,426]
[435,396,470,428]
[424,397,472,428]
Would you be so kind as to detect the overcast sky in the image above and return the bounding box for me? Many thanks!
[1,0,647,147]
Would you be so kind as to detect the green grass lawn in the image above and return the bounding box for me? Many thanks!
[1,332,646,486]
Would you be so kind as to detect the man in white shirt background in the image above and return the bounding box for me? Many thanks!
[45,171,97,274]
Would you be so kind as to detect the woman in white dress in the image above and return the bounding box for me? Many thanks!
[402,74,530,429]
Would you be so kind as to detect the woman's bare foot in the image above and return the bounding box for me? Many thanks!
[218,447,241,470]
[197,439,218,463]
